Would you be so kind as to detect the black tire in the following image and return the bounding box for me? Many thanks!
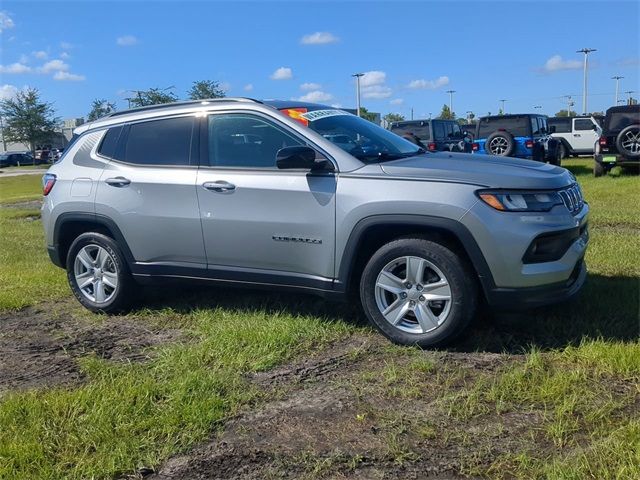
[558,142,568,160]
[66,232,134,313]
[594,161,605,177]
[485,131,515,156]
[359,237,478,348]
[616,124,640,159]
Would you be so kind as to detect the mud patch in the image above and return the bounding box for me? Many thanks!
[0,305,182,394]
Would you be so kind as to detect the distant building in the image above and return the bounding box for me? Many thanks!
[0,117,85,152]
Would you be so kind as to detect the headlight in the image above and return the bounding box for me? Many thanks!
[477,190,563,212]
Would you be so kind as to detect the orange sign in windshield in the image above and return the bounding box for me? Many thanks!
[280,108,309,126]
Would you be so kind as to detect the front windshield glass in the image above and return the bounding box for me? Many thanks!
[281,108,423,162]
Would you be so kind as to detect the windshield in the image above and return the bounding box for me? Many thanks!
[280,108,423,162]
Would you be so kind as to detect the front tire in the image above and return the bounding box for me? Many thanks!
[66,232,134,313]
[359,238,477,348]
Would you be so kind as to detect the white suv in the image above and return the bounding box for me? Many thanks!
[549,116,602,158]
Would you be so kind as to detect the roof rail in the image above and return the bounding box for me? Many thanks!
[105,97,261,118]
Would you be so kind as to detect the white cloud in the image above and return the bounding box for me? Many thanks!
[53,71,85,81]
[60,52,70,59]
[39,59,69,73]
[270,67,292,80]
[0,84,19,100]
[32,50,48,60]
[300,32,339,45]
[297,90,333,102]
[60,41,73,50]
[116,35,138,46]
[300,82,321,91]
[542,55,582,72]
[390,98,404,105]
[0,62,31,74]
[407,76,449,89]
[0,11,15,33]
[19,54,29,64]
[360,70,386,87]
[243,83,254,91]
[362,85,392,99]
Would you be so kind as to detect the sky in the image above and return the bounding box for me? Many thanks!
[1,0,638,121]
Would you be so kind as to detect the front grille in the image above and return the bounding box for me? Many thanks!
[558,183,584,215]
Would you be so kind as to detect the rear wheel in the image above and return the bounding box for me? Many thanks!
[616,125,640,159]
[66,232,134,313]
[594,161,606,177]
[359,238,477,348]
[485,131,515,156]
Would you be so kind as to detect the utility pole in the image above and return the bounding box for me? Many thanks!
[499,99,507,114]
[410,108,414,120]
[612,76,624,106]
[577,48,596,114]
[0,115,6,152]
[564,95,574,116]
[625,91,635,105]
[446,90,456,115]
[466,110,473,123]
[352,73,364,117]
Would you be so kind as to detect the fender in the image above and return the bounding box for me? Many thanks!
[336,214,496,298]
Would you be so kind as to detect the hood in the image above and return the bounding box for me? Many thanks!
[379,152,575,189]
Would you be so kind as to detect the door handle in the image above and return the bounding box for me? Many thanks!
[202,180,236,192]
[105,176,131,187]
[573,134,581,137]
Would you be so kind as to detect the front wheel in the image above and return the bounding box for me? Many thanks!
[66,232,134,313]
[359,238,477,348]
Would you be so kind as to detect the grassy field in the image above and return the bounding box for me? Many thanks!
[0,159,638,479]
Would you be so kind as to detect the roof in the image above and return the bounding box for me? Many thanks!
[104,97,261,119]
[261,100,333,110]
[605,105,640,114]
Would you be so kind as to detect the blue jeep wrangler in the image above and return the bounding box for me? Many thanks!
[472,114,561,165]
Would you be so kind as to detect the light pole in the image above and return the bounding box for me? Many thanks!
[625,90,635,105]
[352,73,364,117]
[612,76,624,106]
[499,99,507,114]
[446,90,456,115]
[577,48,596,114]
[564,95,574,116]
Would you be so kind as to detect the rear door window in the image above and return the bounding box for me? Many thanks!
[548,117,571,133]
[433,121,446,140]
[574,118,594,131]
[121,116,194,166]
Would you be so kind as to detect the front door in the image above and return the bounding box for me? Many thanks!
[572,118,600,152]
[196,112,336,286]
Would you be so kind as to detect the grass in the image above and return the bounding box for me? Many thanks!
[0,160,638,479]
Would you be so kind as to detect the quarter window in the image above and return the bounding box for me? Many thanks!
[122,116,194,166]
[98,126,123,159]
[574,119,594,131]
[207,114,303,168]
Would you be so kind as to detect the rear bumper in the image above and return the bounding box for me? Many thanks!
[595,154,639,166]
[487,258,587,309]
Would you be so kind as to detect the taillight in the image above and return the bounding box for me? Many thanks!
[598,136,607,146]
[525,139,534,149]
[42,174,56,196]
[472,143,479,151]
[428,142,437,151]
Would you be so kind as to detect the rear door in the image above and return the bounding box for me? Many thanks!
[572,118,599,153]
[94,115,206,267]
[196,111,336,285]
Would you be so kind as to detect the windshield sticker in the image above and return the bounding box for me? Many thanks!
[281,108,309,126]
[300,109,350,122]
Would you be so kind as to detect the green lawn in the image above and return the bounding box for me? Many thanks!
[0,160,638,479]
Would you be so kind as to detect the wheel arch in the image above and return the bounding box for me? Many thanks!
[53,213,135,269]
[337,215,495,301]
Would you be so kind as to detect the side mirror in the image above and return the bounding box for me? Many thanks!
[592,124,598,131]
[276,146,333,171]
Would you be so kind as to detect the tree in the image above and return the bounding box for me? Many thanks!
[188,80,226,100]
[128,87,178,107]
[437,104,455,120]
[358,107,378,123]
[555,109,576,117]
[87,99,116,121]
[0,87,58,157]
[383,112,405,126]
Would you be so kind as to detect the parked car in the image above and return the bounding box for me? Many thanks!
[594,105,640,176]
[0,151,35,167]
[35,149,51,163]
[389,119,472,153]
[50,148,65,162]
[472,114,561,165]
[548,116,601,158]
[43,99,588,348]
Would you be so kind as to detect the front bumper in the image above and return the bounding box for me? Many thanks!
[486,258,587,309]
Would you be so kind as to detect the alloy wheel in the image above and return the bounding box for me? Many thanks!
[488,137,509,155]
[621,128,640,155]
[73,244,119,304]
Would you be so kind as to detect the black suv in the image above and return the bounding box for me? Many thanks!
[472,114,561,164]
[594,105,640,176]
[389,119,471,152]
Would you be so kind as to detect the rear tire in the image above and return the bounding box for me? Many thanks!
[359,238,477,348]
[485,131,515,156]
[66,232,134,313]
[594,161,605,177]
[616,125,640,159]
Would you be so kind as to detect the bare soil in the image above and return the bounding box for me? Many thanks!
[0,303,182,394]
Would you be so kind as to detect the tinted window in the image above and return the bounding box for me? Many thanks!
[607,109,640,131]
[390,122,431,141]
[477,116,530,138]
[433,121,446,140]
[98,126,123,159]
[208,114,302,168]
[548,117,571,133]
[574,119,593,131]
[122,117,193,166]
[531,117,541,135]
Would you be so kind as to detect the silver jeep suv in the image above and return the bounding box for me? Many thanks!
[42,99,589,347]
